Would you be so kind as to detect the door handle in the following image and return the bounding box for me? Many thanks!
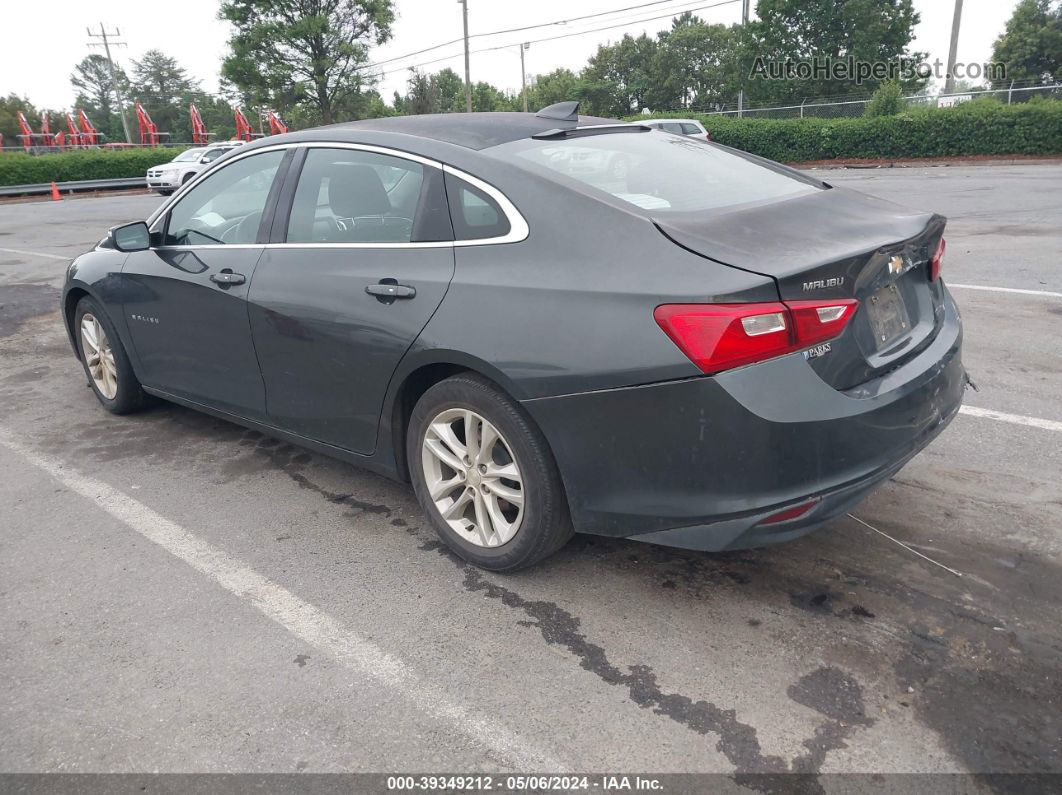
[210,271,245,286]
[366,282,416,300]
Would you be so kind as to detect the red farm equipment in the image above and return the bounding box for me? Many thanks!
[16,111,48,151]
[189,103,212,145]
[267,110,288,135]
[77,110,103,146]
[135,102,170,146]
[233,106,261,142]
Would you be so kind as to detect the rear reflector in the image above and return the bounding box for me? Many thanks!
[929,238,946,281]
[758,499,819,526]
[654,299,858,375]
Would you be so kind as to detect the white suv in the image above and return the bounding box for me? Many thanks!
[146,142,244,195]
[644,119,711,141]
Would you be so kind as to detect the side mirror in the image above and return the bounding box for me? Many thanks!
[110,221,151,252]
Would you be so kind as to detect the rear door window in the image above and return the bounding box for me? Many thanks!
[286,148,433,244]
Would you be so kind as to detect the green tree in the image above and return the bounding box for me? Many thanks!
[527,68,586,111]
[581,32,659,116]
[749,0,926,104]
[69,55,129,141]
[130,50,199,104]
[404,68,440,114]
[649,13,740,111]
[0,95,39,147]
[864,80,906,115]
[70,55,127,118]
[129,50,200,140]
[470,81,515,112]
[990,0,1062,87]
[433,67,466,112]
[220,0,395,125]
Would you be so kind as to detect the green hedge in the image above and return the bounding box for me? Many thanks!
[643,99,1062,163]
[0,147,189,187]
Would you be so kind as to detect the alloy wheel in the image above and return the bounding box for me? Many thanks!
[421,408,525,548]
[80,313,118,400]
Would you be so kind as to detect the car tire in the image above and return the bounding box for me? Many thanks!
[181,172,195,185]
[157,189,174,196]
[408,373,572,571]
[74,296,151,415]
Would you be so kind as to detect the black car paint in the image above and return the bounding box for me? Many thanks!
[62,113,964,551]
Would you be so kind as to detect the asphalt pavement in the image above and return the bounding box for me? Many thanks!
[0,165,1060,784]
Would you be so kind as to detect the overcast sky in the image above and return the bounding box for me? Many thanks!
[4,0,1021,111]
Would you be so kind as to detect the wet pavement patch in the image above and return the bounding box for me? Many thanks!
[0,284,59,338]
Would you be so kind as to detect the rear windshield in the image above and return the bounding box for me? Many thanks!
[491,131,819,214]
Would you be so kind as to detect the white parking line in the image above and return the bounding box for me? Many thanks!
[949,283,1062,299]
[0,247,71,261]
[959,405,1062,433]
[0,429,563,771]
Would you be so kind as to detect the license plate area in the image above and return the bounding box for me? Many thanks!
[866,283,910,349]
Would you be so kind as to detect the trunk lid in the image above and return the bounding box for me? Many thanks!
[654,186,948,390]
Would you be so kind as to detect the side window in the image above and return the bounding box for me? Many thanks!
[445,175,511,241]
[661,122,684,134]
[165,151,284,246]
[286,148,425,244]
[680,123,701,136]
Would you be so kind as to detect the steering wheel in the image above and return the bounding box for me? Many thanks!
[220,211,263,244]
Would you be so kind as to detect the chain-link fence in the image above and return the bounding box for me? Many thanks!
[687,82,1062,120]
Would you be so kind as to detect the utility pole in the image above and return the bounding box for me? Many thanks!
[520,43,529,113]
[737,0,750,117]
[87,23,133,144]
[458,0,472,112]
[944,0,964,95]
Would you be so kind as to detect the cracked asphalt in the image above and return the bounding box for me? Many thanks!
[0,165,1060,786]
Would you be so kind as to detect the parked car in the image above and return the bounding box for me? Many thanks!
[643,118,711,141]
[64,103,964,571]
[146,142,244,195]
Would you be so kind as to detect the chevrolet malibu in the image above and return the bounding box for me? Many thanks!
[62,102,965,571]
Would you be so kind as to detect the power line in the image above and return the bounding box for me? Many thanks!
[365,0,721,70]
[364,0,742,82]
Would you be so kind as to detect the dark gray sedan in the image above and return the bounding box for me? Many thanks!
[61,103,965,571]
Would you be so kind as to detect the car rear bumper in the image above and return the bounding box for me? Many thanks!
[522,290,964,548]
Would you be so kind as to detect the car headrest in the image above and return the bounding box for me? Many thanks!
[328,164,391,218]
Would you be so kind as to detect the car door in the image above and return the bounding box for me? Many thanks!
[247,144,456,454]
[123,148,290,420]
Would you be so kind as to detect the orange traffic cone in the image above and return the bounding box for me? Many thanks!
[50,181,61,201]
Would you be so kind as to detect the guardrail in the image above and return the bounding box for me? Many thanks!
[0,177,146,198]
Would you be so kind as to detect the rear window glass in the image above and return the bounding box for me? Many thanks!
[493,132,819,214]
[444,174,510,240]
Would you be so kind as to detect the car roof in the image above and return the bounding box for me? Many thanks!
[318,111,624,151]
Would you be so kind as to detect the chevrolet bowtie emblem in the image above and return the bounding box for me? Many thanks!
[888,255,905,275]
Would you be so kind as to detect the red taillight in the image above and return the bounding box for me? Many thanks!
[785,300,859,347]
[654,299,858,375]
[758,499,819,526]
[929,238,945,282]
